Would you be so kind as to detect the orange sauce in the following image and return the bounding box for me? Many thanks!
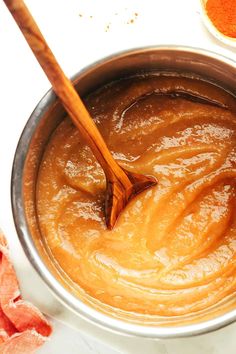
[37,75,236,316]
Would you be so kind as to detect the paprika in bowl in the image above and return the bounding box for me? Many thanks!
[200,0,236,47]
[12,46,236,338]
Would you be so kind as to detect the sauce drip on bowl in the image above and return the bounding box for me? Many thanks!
[37,75,236,316]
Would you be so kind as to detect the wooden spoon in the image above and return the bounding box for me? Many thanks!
[4,0,157,229]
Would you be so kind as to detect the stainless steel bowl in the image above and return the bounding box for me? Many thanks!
[11,46,236,338]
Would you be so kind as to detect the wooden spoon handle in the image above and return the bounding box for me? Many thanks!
[4,0,130,184]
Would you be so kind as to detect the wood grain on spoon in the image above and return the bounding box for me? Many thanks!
[3,0,157,229]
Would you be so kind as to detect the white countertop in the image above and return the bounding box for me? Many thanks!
[1,0,236,353]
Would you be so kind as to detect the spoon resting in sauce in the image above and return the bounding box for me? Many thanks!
[3,0,157,229]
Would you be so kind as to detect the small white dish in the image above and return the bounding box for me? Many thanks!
[200,0,236,48]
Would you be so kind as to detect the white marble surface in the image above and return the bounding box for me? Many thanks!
[1,0,236,353]
[37,322,120,354]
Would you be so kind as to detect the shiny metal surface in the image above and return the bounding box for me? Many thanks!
[11,46,236,338]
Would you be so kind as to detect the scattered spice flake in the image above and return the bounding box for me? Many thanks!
[126,13,139,25]
[127,18,134,24]
[78,13,94,19]
[105,23,111,32]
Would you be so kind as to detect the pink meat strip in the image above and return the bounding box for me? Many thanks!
[0,231,52,353]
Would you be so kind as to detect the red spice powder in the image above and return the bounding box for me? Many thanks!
[206,0,236,38]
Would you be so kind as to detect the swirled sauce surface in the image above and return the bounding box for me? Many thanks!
[37,75,236,316]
